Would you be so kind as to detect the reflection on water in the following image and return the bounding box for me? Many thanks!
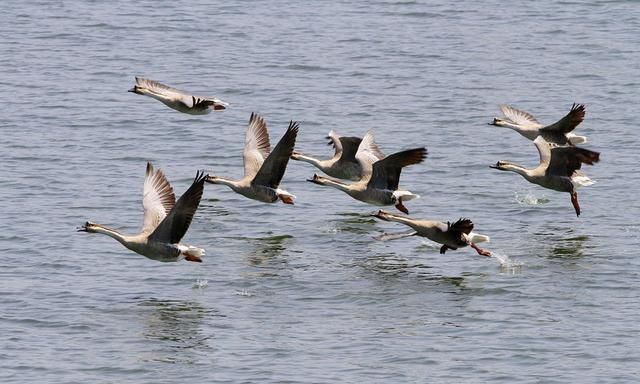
[534,228,590,259]
[549,235,589,259]
[246,234,292,266]
[137,299,217,364]
[355,253,468,288]
[328,211,378,236]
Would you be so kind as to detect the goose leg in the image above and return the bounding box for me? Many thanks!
[279,195,295,205]
[470,243,491,257]
[184,255,203,263]
[395,198,409,214]
[571,191,580,217]
[440,245,448,254]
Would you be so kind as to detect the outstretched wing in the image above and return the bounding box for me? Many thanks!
[243,113,271,178]
[448,218,474,235]
[540,103,585,134]
[446,218,474,244]
[367,147,427,190]
[142,162,176,234]
[252,120,299,188]
[149,171,206,244]
[546,145,600,177]
[326,130,344,160]
[355,130,386,182]
[499,105,543,128]
[339,136,368,164]
[134,77,226,109]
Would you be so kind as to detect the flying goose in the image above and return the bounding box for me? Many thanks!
[491,136,600,216]
[307,131,426,214]
[79,162,207,262]
[128,77,228,114]
[291,130,384,180]
[490,103,587,145]
[373,210,492,257]
[206,113,298,204]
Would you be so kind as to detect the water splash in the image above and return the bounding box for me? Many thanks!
[491,252,523,273]
[192,279,208,289]
[514,191,550,205]
[235,289,254,297]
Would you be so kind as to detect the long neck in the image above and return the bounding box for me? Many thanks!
[316,177,351,193]
[383,213,418,227]
[501,163,533,179]
[142,89,170,103]
[295,154,328,169]
[208,176,241,190]
[93,225,130,246]
[498,121,522,130]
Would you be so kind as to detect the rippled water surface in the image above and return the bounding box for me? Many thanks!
[2,1,639,383]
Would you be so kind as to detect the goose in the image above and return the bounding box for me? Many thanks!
[79,162,207,262]
[128,77,228,114]
[307,131,426,214]
[490,103,587,145]
[291,130,384,180]
[205,113,298,204]
[373,210,492,257]
[491,136,600,217]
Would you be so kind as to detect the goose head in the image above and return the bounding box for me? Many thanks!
[78,221,103,233]
[306,173,326,185]
[290,150,304,160]
[490,160,518,171]
[128,85,144,95]
[489,117,505,126]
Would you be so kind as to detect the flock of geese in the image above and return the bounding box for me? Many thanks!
[80,77,600,263]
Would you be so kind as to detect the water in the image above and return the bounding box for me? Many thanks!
[1,1,639,382]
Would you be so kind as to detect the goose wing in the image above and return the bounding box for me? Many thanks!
[499,105,543,128]
[533,136,553,171]
[355,130,386,181]
[134,77,225,109]
[253,121,299,188]
[149,171,206,243]
[243,113,271,179]
[367,147,427,190]
[448,218,474,235]
[142,162,176,234]
[546,144,600,177]
[539,103,585,134]
[338,136,368,164]
[326,130,344,160]
[446,218,474,244]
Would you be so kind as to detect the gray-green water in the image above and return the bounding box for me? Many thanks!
[1,1,639,383]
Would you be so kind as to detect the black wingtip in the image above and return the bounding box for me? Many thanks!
[193,169,207,184]
[288,120,300,132]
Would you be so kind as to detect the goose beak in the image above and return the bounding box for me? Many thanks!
[490,161,506,170]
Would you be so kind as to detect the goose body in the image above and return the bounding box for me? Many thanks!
[206,113,298,204]
[79,162,207,262]
[491,136,600,216]
[490,103,587,145]
[129,77,228,115]
[373,210,491,257]
[291,130,384,180]
[308,131,426,214]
